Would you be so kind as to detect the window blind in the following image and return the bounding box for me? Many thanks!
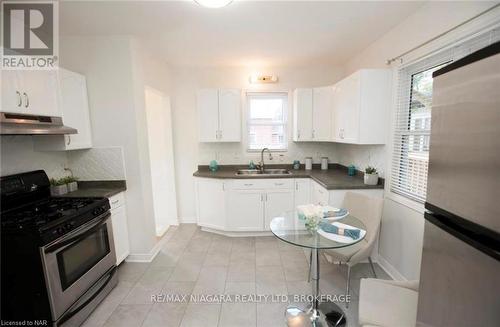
[390,28,500,203]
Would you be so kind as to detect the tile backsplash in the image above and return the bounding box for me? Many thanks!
[67,147,126,180]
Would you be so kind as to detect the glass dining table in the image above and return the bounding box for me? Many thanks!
[270,211,367,327]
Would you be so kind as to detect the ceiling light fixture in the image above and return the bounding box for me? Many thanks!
[195,0,233,8]
[249,73,278,84]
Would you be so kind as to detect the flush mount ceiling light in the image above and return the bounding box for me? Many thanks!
[195,0,233,8]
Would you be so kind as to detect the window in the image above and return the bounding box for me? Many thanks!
[247,92,288,151]
[390,28,499,203]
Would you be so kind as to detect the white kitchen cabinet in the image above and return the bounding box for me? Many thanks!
[1,70,60,117]
[294,179,311,207]
[312,86,333,141]
[293,88,313,141]
[196,178,226,230]
[109,192,130,265]
[33,69,92,150]
[293,86,333,142]
[332,69,391,144]
[226,189,264,231]
[311,181,329,206]
[218,88,241,142]
[264,190,294,231]
[197,88,241,142]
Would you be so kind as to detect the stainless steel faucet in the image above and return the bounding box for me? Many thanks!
[260,148,273,173]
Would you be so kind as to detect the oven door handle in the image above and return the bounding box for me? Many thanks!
[58,266,117,326]
[44,212,111,254]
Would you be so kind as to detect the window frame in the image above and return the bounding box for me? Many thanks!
[386,27,500,210]
[245,92,289,152]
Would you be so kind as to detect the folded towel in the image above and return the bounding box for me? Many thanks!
[323,207,348,218]
[319,220,361,239]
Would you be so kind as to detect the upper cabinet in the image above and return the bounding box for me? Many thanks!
[197,88,241,142]
[33,68,93,151]
[1,70,60,117]
[332,69,391,144]
[293,86,333,142]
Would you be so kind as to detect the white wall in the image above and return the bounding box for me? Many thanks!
[170,64,345,221]
[60,36,171,257]
[343,1,497,280]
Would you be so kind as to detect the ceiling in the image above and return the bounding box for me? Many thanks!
[60,0,425,67]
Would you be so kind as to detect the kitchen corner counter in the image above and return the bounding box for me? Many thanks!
[193,164,384,190]
[60,180,127,198]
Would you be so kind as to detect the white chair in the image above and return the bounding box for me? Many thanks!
[358,278,419,327]
[322,191,384,306]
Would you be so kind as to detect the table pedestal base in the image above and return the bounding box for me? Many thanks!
[285,301,346,327]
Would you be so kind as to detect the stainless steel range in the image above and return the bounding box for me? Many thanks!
[1,170,118,327]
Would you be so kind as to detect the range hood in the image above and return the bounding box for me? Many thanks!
[0,113,77,135]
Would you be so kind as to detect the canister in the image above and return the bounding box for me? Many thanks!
[305,157,313,170]
[321,157,328,170]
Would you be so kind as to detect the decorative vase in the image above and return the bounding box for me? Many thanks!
[67,181,78,192]
[364,173,379,185]
[209,160,219,172]
[50,184,68,196]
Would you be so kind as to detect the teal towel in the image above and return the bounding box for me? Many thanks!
[319,221,360,239]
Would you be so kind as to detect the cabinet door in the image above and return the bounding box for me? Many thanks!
[111,205,130,265]
[18,70,60,117]
[264,190,295,231]
[312,86,332,141]
[197,89,219,142]
[311,182,329,206]
[1,71,24,114]
[293,88,313,141]
[59,69,92,149]
[218,88,241,142]
[294,179,311,207]
[334,73,360,143]
[226,190,264,231]
[196,179,226,230]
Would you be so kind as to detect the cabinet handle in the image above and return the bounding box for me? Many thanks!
[260,194,263,202]
[243,183,253,186]
[275,182,284,186]
[67,135,71,145]
[219,130,222,139]
[111,200,119,205]
[295,183,298,191]
[16,91,22,107]
[312,130,315,139]
[297,130,301,139]
[23,92,29,108]
[215,131,218,139]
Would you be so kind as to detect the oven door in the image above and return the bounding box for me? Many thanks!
[40,212,116,320]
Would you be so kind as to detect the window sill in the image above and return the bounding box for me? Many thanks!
[246,149,288,153]
[384,191,425,214]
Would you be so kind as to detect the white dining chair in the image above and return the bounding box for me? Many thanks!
[322,191,384,307]
[358,278,419,327]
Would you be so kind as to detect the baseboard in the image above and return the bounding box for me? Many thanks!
[125,232,170,263]
[377,254,407,281]
[179,216,197,223]
[201,226,273,237]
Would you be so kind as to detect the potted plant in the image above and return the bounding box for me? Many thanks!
[63,176,79,192]
[50,178,68,196]
[364,166,379,185]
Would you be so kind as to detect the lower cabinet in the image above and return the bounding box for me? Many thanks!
[194,177,383,233]
[264,190,295,231]
[226,190,264,231]
[196,178,226,230]
[109,192,130,265]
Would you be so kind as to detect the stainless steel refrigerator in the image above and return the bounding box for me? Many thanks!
[417,42,500,326]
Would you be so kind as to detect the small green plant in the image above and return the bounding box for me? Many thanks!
[365,166,378,175]
[50,178,66,186]
[61,176,79,184]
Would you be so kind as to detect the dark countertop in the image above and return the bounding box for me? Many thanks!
[193,164,384,190]
[60,180,127,198]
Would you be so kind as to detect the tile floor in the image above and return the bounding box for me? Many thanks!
[82,224,390,327]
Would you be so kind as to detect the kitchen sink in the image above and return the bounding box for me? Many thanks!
[236,169,292,176]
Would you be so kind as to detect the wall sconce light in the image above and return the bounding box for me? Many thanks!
[249,73,279,84]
